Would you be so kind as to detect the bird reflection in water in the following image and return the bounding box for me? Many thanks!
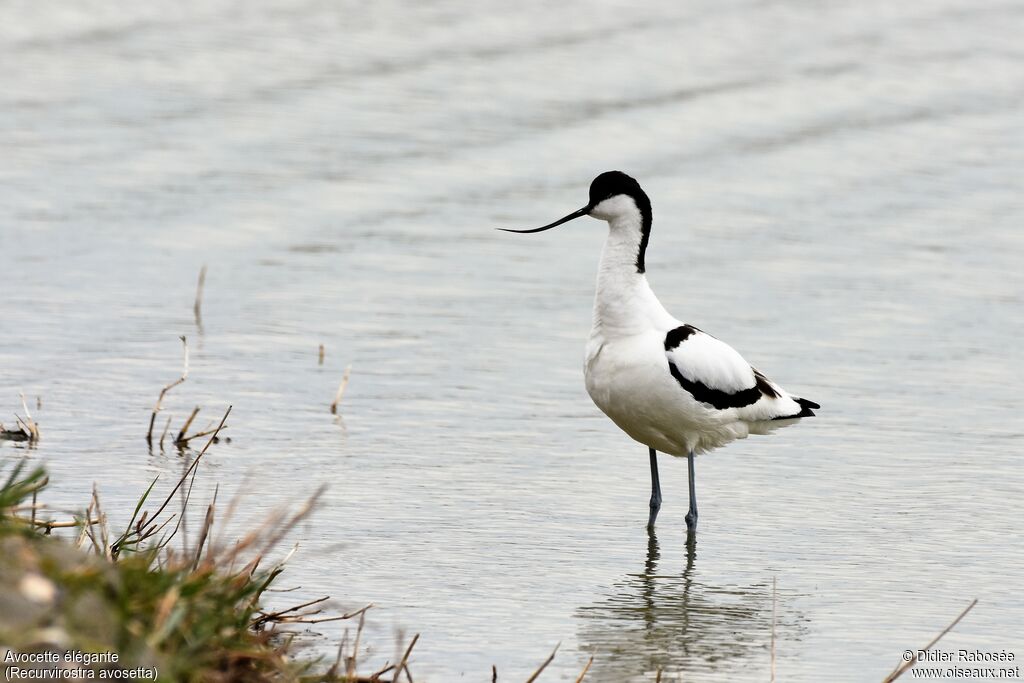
[575,530,805,681]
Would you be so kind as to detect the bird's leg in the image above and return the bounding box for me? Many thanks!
[647,448,662,529]
[685,449,698,531]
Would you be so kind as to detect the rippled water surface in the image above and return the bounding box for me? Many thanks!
[2,1,1023,680]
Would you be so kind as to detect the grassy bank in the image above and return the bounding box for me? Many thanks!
[0,449,393,683]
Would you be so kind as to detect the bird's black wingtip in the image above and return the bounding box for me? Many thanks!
[795,397,820,417]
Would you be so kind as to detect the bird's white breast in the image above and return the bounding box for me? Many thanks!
[586,330,681,453]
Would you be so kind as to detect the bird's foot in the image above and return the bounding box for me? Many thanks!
[685,509,698,531]
[647,498,662,529]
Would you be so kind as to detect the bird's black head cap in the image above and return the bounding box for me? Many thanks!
[588,171,645,207]
[589,171,653,273]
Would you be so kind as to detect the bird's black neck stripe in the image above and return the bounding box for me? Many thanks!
[635,196,653,274]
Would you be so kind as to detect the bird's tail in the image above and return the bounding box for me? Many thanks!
[793,397,819,417]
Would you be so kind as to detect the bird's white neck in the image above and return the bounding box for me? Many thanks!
[591,214,672,338]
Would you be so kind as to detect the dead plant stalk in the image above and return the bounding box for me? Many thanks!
[330,364,352,415]
[147,336,189,443]
[194,265,207,330]
[881,599,979,682]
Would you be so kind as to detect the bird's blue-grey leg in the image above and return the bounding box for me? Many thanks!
[647,448,662,529]
[685,449,698,531]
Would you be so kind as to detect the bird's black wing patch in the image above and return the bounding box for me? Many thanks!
[663,324,699,351]
[667,362,761,409]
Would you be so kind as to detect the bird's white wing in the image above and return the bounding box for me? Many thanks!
[663,325,760,409]
[663,324,814,419]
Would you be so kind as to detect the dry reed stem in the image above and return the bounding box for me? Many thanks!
[175,452,198,552]
[11,515,101,530]
[95,484,110,555]
[352,609,367,668]
[208,471,256,573]
[394,633,420,683]
[10,503,46,513]
[337,604,375,620]
[327,629,346,679]
[397,634,417,679]
[194,265,207,330]
[83,486,100,552]
[370,662,397,680]
[318,344,325,365]
[881,599,978,682]
[159,415,172,451]
[192,488,217,570]
[20,392,33,421]
[147,336,189,443]
[330,364,352,415]
[82,484,111,558]
[19,393,40,442]
[176,406,201,445]
[343,608,367,678]
[14,415,36,441]
[254,596,329,627]
[337,629,349,676]
[266,606,358,625]
[176,425,228,446]
[525,643,559,683]
[574,655,593,682]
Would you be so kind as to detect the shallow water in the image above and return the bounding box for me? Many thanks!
[2,0,1023,680]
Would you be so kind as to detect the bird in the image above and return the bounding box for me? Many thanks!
[501,171,819,533]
